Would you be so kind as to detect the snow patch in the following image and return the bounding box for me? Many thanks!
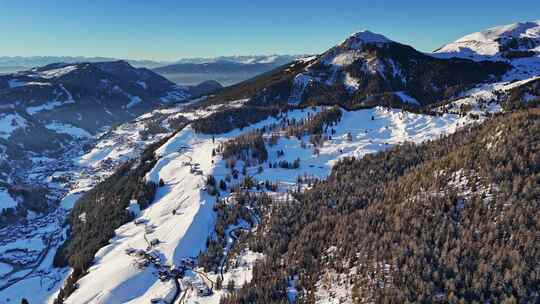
[344,73,360,92]
[137,81,147,90]
[126,95,143,109]
[8,79,51,88]
[126,199,141,217]
[45,122,92,138]
[0,113,27,139]
[289,73,314,104]
[330,51,358,66]
[160,90,189,103]
[395,91,421,105]
[0,189,17,211]
[26,101,64,115]
[38,65,79,79]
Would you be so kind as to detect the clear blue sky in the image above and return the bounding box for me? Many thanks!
[0,0,537,61]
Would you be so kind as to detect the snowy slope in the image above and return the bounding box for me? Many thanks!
[61,106,477,304]
[435,76,540,116]
[434,20,540,83]
[435,21,540,60]
[0,98,248,304]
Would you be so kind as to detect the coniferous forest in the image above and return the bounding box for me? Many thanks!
[222,109,539,304]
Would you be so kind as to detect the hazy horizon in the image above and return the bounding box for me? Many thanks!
[0,0,538,61]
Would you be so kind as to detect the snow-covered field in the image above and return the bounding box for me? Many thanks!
[45,122,92,139]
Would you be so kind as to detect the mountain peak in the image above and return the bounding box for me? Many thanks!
[340,30,393,49]
[349,30,392,43]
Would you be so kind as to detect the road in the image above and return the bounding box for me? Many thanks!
[171,274,182,304]
[218,227,243,281]
[218,208,260,282]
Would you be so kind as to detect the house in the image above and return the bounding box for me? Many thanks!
[150,238,160,246]
[171,265,186,277]
[196,286,212,296]
[134,218,146,225]
[180,257,195,268]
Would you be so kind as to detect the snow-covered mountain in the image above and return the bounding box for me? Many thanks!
[0,61,189,133]
[0,21,538,304]
[435,21,540,61]
[197,30,511,111]
[0,61,194,226]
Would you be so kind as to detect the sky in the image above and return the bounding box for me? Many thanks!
[0,0,538,61]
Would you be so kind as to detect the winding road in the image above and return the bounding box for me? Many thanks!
[218,208,260,281]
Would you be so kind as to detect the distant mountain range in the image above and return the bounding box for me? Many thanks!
[173,54,304,65]
[153,55,308,86]
[0,56,167,71]
[0,55,306,86]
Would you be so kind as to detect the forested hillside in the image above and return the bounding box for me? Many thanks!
[224,108,539,303]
